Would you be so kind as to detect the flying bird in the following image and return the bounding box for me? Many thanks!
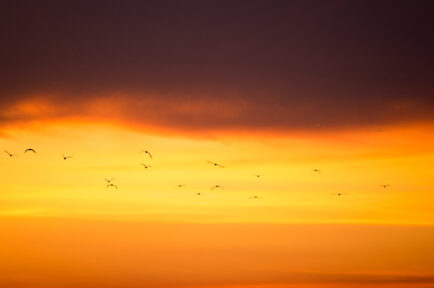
[61,154,73,160]
[379,184,390,188]
[253,174,264,178]
[106,183,118,190]
[24,148,36,154]
[207,161,224,168]
[140,163,152,169]
[331,193,348,196]
[176,184,186,188]
[196,192,202,196]
[140,150,152,159]
[4,150,16,157]
[313,169,321,174]
[250,195,263,199]
[105,178,115,183]
[211,185,224,190]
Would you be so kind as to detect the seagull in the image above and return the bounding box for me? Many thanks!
[4,150,16,157]
[379,184,390,188]
[176,184,186,188]
[140,163,152,169]
[139,150,152,159]
[196,192,202,196]
[211,185,224,190]
[24,148,36,154]
[61,154,73,160]
[250,195,263,199]
[105,178,115,184]
[106,183,118,190]
[207,161,224,168]
[331,193,348,196]
[313,169,321,174]
[253,174,264,178]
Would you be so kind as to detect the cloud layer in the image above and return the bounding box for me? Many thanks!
[1,1,434,133]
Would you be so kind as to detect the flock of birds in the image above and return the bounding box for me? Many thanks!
[3,148,391,198]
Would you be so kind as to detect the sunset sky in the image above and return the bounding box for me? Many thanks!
[1,1,434,287]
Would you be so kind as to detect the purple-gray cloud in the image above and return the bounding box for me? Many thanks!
[1,0,433,132]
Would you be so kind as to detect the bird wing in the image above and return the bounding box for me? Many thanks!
[4,150,12,156]
[147,152,152,159]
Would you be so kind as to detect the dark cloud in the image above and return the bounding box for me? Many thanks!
[1,0,433,132]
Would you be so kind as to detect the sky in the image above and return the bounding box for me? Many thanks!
[1,1,434,287]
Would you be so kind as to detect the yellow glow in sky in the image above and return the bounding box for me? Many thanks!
[1,122,433,225]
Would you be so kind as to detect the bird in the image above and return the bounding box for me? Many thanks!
[211,185,224,190]
[105,178,115,184]
[379,184,390,188]
[313,169,321,174]
[139,150,152,159]
[61,154,73,160]
[140,163,152,169]
[24,148,36,154]
[250,195,262,199]
[331,193,348,196]
[253,174,264,178]
[207,161,224,168]
[106,183,118,190]
[176,184,186,188]
[196,192,202,196]
[4,150,16,157]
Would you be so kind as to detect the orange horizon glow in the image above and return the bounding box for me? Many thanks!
[1,117,434,287]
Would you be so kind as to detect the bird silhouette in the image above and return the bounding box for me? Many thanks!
[4,150,16,157]
[253,174,264,178]
[250,195,263,199]
[24,148,36,154]
[211,185,224,190]
[207,161,224,168]
[196,192,202,196]
[331,193,348,196]
[379,184,390,188]
[61,154,73,160]
[313,169,321,174]
[106,183,118,190]
[176,184,186,188]
[140,163,152,169]
[105,178,115,183]
[140,150,152,159]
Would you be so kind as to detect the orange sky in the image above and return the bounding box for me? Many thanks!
[2,1,434,287]
[1,120,434,288]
